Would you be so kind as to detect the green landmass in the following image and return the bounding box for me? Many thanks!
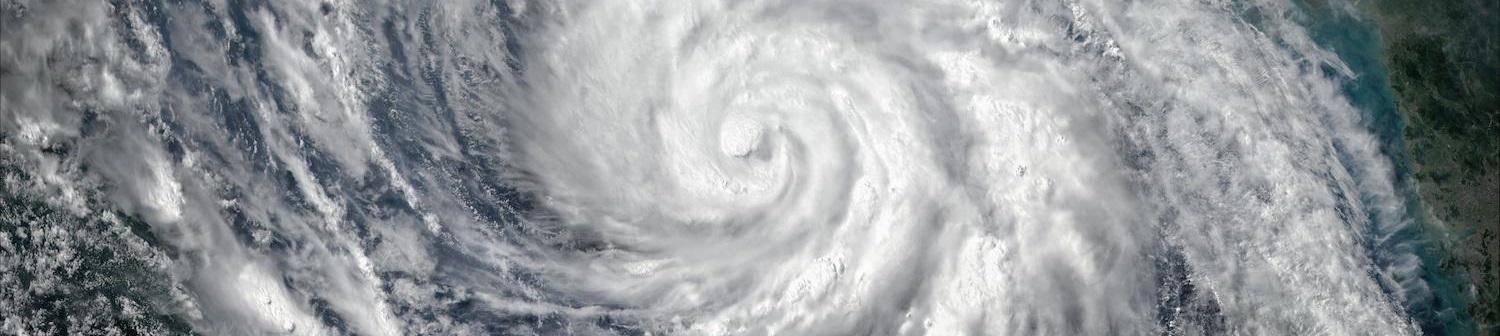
[1371,0,1499,332]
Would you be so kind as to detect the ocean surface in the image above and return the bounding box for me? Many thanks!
[0,0,1481,335]
[1299,3,1475,334]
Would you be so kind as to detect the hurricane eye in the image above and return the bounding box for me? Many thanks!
[719,113,766,158]
[4,0,1470,335]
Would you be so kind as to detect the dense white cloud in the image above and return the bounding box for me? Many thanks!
[0,0,1429,334]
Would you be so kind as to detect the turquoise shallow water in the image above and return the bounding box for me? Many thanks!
[0,1,1478,333]
[1299,4,1477,335]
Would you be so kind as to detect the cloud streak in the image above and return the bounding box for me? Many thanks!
[0,0,1431,334]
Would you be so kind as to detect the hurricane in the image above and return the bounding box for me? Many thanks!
[1,0,1482,335]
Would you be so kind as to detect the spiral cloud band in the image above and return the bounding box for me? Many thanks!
[0,0,1441,334]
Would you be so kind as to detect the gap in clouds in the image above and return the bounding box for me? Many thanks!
[0,0,1476,334]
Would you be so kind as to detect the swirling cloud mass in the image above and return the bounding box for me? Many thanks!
[0,0,1456,335]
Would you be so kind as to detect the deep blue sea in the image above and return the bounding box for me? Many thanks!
[1,1,1483,334]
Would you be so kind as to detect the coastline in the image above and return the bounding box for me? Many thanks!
[1365,0,1500,333]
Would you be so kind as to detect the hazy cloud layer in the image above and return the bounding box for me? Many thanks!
[1,0,1430,335]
